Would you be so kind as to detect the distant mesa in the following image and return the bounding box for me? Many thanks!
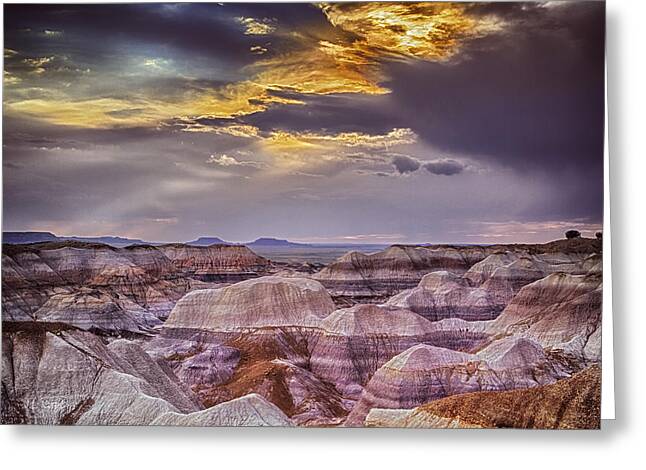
[246,237,311,248]
[186,236,231,246]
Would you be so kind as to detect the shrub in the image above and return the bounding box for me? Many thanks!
[565,230,581,239]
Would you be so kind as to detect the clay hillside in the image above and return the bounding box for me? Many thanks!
[2,237,602,427]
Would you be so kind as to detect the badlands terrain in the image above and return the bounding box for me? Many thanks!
[1,237,602,427]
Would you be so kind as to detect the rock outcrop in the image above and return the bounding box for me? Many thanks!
[163,277,335,334]
[312,239,600,301]
[2,241,271,332]
[488,271,602,364]
[475,336,569,388]
[385,271,507,321]
[158,244,270,281]
[30,288,162,335]
[465,251,600,310]
[168,327,349,426]
[345,344,500,425]
[312,245,494,300]
[365,365,601,429]
[151,394,293,426]
[201,358,349,426]
[309,304,489,397]
[1,323,201,425]
[346,336,569,426]
[385,248,601,323]
[145,337,241,388]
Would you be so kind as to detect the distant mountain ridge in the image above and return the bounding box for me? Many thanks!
[4,231,383,249]
[3,231,149,247]
[3,231,58,244]
[186,236,311,247]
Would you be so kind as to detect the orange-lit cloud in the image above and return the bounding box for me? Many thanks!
[262,127,416,154]
[175,121,261,138]
[319,2,503,62]
[4,3,504,128]
[255,127,417,175]
[4,83,302,128]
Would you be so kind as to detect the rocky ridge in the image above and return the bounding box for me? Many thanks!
[313,239,600,302]
[309,304,489,397]
[385,270,507,321]
[2,241,272,333]
[346,335,572,425]
[488,270,602,364]
[365,365,601,429]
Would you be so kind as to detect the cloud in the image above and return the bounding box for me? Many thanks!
[206,154,265,169]
[21,55,55,74]
[4,71,21,85]
[142,58,171,69]
[386,1,604,178]
[43,29,63,37]
[320,2,504,63]
[423,159,465,176]
[250,45,268,55]
[262,127,416,154]
[391,155,420,174]
[2,113,602,244]
[171,119,261,138]
[1,3,604,244]
[3,3,508,129]
[236,17,276,35]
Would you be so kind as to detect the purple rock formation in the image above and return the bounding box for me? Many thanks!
[309,304,490,397]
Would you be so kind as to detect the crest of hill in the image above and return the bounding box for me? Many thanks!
[385,344,479,372]
[320,304,435,336]
[2,240,119,255]
[164,277,335,332]
[392,238,600,255]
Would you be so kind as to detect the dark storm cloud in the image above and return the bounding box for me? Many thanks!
[423,159,466,176]
[391,155,421,174]
[2,4,266,64]
[385,1,604,179]
[244,93,408,135]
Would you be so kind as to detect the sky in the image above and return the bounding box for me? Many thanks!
[2,2,605,244]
